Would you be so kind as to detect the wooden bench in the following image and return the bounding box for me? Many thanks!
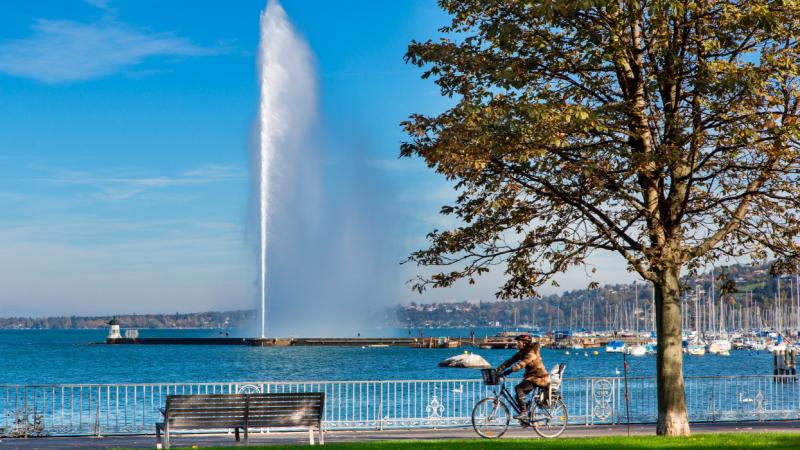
[155,392,325,448]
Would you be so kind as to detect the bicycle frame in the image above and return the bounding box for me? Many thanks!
[493,382,523,414]
[491,378,547,422]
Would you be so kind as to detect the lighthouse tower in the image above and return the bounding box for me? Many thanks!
[107,317,121,340]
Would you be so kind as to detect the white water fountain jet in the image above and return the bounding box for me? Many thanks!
[256,0,316,338]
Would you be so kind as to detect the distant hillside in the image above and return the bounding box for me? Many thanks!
[386,262,799,330]
[0,310,256,330]
[5,262,796,331]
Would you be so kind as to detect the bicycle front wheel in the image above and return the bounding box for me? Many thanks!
[471,397,510,439]
[532,398,568,438]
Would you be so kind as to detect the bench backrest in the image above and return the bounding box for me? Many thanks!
[165,393,325,430]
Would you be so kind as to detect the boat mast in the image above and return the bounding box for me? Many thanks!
[777,276,782,333]
[794,274,800,334]
[651,283,656,334]
[634,281,638,333]
[695,284,700,338]
[711,267,716,334]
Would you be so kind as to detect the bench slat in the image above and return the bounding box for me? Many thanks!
[247,420,319,427]
[167,417,321,425]
[169,406,321,413]
[168,399,249,405]
[168,393,322,400]
[167,417,246,423]
[168,405,321,412]
[168,416,318,423]
[169,421,317,428]
[166,414,246,420]
[246,401,323,406]
[168,404,321,411]
[168,421,246,428]
[168,413,320,421]
[169,408,248,413]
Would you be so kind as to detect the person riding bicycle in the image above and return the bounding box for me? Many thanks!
[496,334,550,420]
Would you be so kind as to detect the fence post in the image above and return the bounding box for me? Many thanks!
[623,353,630,436]
[94,388,101,437]
[585,379,590,426]
[378,395,383,430]
[613,378,618,425]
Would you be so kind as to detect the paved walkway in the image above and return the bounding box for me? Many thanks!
[2,421,800,449]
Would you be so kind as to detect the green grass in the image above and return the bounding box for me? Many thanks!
[168,432,800,450]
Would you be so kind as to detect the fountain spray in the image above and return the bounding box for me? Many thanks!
[256,0,316,338]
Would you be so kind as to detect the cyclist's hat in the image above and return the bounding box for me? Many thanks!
[515,334,532,342]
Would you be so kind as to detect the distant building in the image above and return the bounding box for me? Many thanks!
[107,318,121,340]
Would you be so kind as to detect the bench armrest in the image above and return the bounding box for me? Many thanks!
[159,407,166,417]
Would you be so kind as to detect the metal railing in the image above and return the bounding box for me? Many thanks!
[2,375,798,436]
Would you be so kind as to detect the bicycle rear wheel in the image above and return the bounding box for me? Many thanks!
[471,397,510,439]
[532,398,568,438]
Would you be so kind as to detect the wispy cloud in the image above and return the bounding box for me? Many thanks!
[83,0,112,10]
[31,164,245,201]
[0,17,223,83]
[0,191,28,202]
[367,157,432,174]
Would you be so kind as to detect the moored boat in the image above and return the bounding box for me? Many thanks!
[606,340,625,353]
[686,343,706,356]
[767,342,787,352]
[713,338,731,352]
[627,344,646,356]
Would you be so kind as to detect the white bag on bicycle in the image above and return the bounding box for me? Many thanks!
[548,363,566,399]
[549,364,562,389]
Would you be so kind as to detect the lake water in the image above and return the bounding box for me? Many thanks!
[0,328,776,385]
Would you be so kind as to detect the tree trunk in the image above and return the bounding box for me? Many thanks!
[654,264,691,435]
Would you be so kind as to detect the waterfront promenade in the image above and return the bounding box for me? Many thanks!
[5,375,797,436]
[1,420,799,449]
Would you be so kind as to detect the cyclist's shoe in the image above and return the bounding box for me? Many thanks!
[513,410,529,420]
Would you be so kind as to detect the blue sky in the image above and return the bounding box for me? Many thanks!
[0,0,629,317]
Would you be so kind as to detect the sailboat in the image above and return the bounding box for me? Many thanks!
[685,285,705,356]
[708,337,731,354]
[686,341,706,356]
[626,344,647,356]
[767,335,787,352]
[706,272,730,355]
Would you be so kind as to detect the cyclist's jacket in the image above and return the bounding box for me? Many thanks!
[497,342,549,387]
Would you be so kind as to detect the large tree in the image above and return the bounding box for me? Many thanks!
[402,0,800,436]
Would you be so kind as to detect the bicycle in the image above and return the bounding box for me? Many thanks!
[471,364,568,439]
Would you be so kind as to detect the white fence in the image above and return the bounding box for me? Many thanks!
[2,375,798,436]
